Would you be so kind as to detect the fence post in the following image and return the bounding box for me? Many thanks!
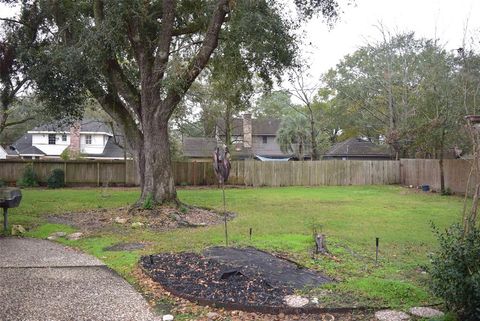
[97,162,100,186]
[193,161,196,186]
[64,161,67,185]
[124,159,127,185]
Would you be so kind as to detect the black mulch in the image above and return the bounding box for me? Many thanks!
[204,247,332,289]
[140,247,332,309]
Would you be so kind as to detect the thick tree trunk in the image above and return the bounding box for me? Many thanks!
[139,116,177,205]
[90,0,231,207]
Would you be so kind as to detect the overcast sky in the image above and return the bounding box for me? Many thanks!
[1,1,479,91]
[301,0,480,81]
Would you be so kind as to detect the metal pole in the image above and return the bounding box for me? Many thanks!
[249,228,252,241]
[223,183,228,247]
[3,208,8,234]
[375,237,379,265]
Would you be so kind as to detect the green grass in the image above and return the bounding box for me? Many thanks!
[4,185,464,309]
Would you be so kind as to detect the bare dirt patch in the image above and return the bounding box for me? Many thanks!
[47,205,235,232]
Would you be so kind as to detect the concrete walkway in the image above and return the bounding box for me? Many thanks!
[0,237,160,321]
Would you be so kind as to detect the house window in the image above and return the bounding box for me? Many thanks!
[85,135,92,145]
[262,136,268,144]
[62,133,67,142]
[48,134,56,145]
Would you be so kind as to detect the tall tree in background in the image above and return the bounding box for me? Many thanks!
[253,90,294,119]
[325,29,479,178]
[276,112,330,159]
[286,68,323,160]
[324,31,454,158]
[413,42,463,193]
[277,113,309,159]
[3,0,340,205]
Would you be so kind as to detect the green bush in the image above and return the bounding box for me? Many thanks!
[47,169,65,189]
[60,148,71,160]
[429,224,480,321]
[0,180,5,187]
[441,187,453,196]
[17,164,38,187]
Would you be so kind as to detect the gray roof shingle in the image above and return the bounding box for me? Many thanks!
[18,146,45,156]
[32,119,112,134]
[7,133,33,155]
[182,137,218,158]
[216,118,281,136]
[84,137,127,159]
[325,138,393,157]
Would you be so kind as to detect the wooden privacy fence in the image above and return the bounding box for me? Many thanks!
[0,159,400,187]
[241,160,400,186]
[1,158,476,192]
[400,158,476,195]
[0,159,137,186]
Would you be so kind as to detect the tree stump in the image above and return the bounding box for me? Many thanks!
[315,234,328,254]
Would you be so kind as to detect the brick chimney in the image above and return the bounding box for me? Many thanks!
[69,122,81,155]
[243,113,252,148]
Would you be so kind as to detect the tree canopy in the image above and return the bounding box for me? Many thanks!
[1,0,341,204]
[324,30,477,159]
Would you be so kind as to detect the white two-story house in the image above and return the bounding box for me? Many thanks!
[4,120,127,160]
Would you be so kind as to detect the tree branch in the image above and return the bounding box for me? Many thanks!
[161,0,230,118]
[87,82,143,147]
[152,0,176,84]
[4,116,35,128]
[8,78,29,101]
[172,24,203,36]
[93,0,141,118]
[0,17,33,29]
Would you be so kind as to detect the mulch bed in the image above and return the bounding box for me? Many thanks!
[204,247,332,289]
[134,267,373,321]
[47,205,235,232]
[140,247,334,314]
[141,252,294,307]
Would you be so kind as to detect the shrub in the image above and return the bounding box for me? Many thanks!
[429,224,480,321]
[47,169,65,189]
[0,180,5,187]
[60,148,71,160]
[441,187,453,196]
[17,164,38,187]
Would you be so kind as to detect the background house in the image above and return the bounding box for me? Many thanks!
[182,137,218,162]
[0,145,7,159]
[183,114,293,161]
[216,114,290,159]
[4,120,127,160]
[323,137,393,160]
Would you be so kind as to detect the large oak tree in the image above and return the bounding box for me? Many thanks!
[3,0,339,205]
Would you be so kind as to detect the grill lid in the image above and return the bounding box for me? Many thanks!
[0,188,22,201]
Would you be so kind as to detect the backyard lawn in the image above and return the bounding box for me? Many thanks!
[6,185,464,312]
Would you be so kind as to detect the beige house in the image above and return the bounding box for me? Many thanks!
[183,114,293,161]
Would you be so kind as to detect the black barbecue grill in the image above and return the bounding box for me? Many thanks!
[0,188,22,233]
